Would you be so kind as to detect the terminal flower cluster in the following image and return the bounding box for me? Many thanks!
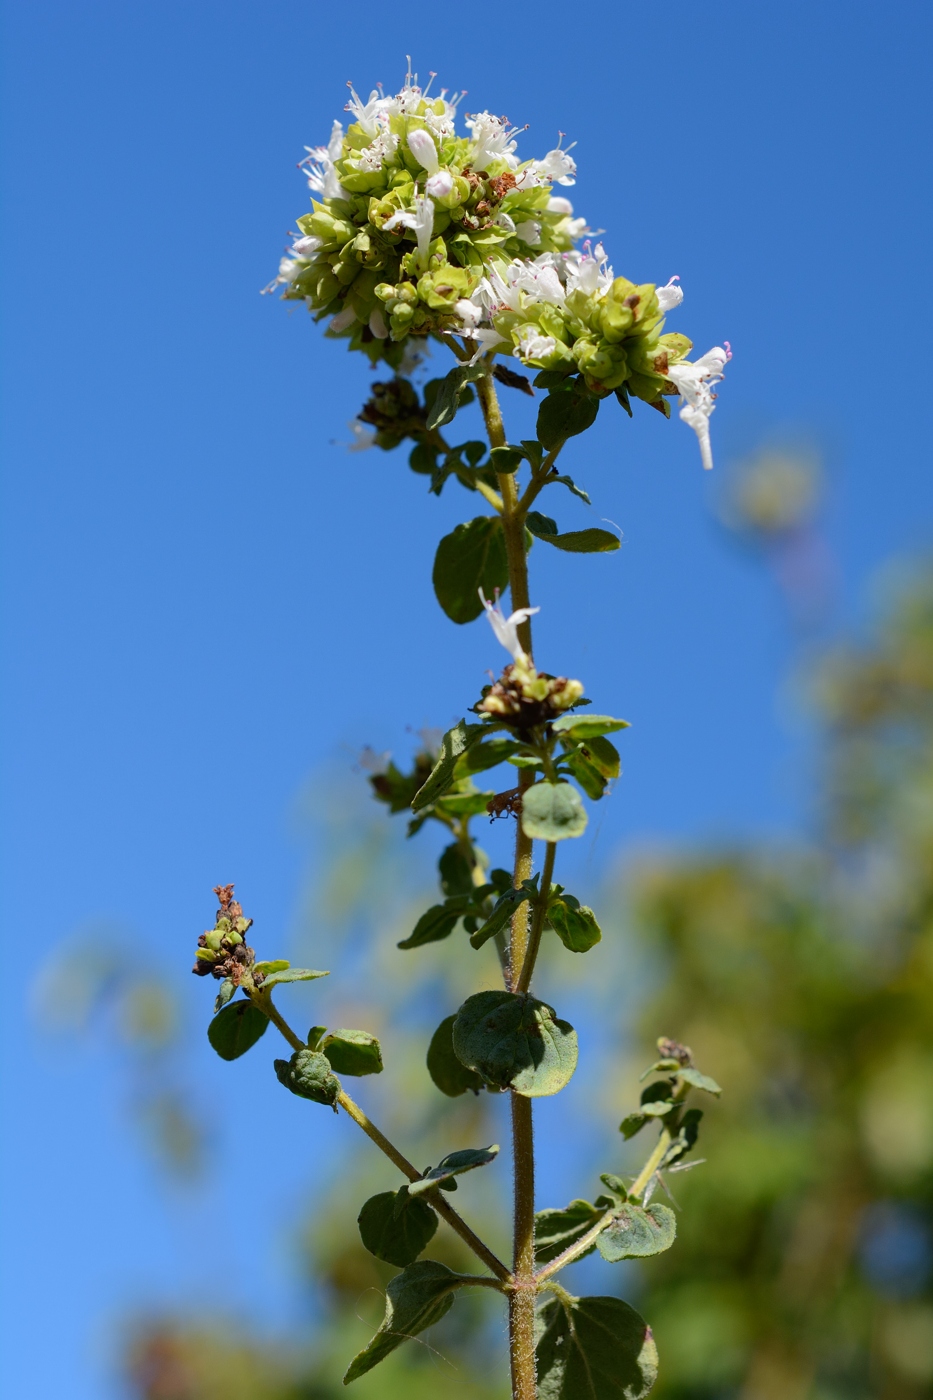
[267,67,731,469]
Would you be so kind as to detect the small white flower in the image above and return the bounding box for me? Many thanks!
[301,120,347,200]
[465,111,519,169]
[479,589,539,664]
[656,276,683,313]
[534,144,577,186]
[514,219,542,246]
[348,420,377,452]
[666,344,732,471]
[464,327,509,365]
[516,328,559,363]
[329,305,357,333]
[357,128,399,172]
[425,169,454,199]
[345,87,388,138]
[369,307,388,339]
[291,234,322,258]
[384,194,436,262]
[455,298,483,331]
[547,196,574,215]
[407,126,440,173]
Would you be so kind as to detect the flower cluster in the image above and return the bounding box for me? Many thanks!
[269,67,730,468]
[192,884,256,981]
[478,591,584,729]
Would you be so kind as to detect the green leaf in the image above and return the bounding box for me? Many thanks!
[408,1144,499,1196]
[253,959,290,975]
[549,473,591,504]
[426,1014,485,1097]
[322,1029,384,1076]
[551,714,630,740]
[452,990,578,1097]
[534,1199,605,1264]
[560,748,608,801]
[207,1001,269,1061]
[357,1190,438,1267]
[469,882,534,949]
[534,368,573,390]
[454,736,519,777]
[432,517,509,623]
[547,895,602,953]
[432,790,496,820]
[425,363,485,430]
[273,1048,340,1107]
[343,1260,465,1383]
[663,1107,703,1165]
[260,968,329,989]
[599,1172,629,1201]
[597,1202,676,1263]
[536,384,600,451]
[620,1113,648,1139]
[489,445,524,473]
[535,1295,659,1400]
[526,512,620,554]
[411,720,486,812]
[641,1080,675,1108]
[521,782,588,841]
[306,1025,327,1050]
[214,978,236,1012]
[398,903,462,949]
[438,843,475,897]
[678,1067,722,1096]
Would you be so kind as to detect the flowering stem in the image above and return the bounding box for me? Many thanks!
[478,363,542,1400]
[628,1081,692,1201]
[247,984,511,1283]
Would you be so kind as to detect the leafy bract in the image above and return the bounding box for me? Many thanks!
[547,893,602,953]
[535,1296,659,1400]
[408,1145,499,1196]
[521,782,588,841]
[551,714,630,740]
[321,1029,383,1076]
[260,967,330,989]
[274,1048,340,1107]
[343,1260,465,1383]
[207,1001,269,1061]
[433,518,509,623]
[357,1190,437,1268]
[452,990,578,1097]
[526,512,620,554]
[426,1015,485,1097]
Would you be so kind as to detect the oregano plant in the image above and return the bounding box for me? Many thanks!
[193,65,729,1399]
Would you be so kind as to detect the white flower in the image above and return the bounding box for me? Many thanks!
[547,196,574,215]
[329,305,357,333]
[369,307,388,339]
[516,328,559,363]
[345,86,388,138]
[357,128,399,172]
[425,169,454,200]
[348,420,377,452]
[656,276,683,313]
[514,219,542,246]
[291,234,321,258]
[383,194,436,262]
[666,344,732,471]
[464,328,509,365]
[479,589,540,664]
[407,126,440,173]
[300,120,347,200]
[533,144,577,186]
[562,243,613,298]
[465,111,519,169]
[455,298,483,331]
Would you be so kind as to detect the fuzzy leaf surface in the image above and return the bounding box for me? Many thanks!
[521,781,588,841]
[207,1001,269,1061]
[408,1145,499,1196]
[597,1203,676,1262]
[357,1191,437,1268]
[534,1199,605,1263]
[411,720,486,812]
[535,1295,659,1400]
[452,990,578,1097]
[426,1014,486,1097]
[321,1029,383,1076]
[273,1048,340,1107]
[343,1261,464,1383]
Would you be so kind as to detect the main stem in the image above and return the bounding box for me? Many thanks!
[479,367,539,1400]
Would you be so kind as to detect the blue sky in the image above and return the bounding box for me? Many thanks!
[2,2,931,1395]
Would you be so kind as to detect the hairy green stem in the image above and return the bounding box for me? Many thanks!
[248,985,511,1283]
[534,1209,615,1284]
[515,841,556,995]
[478,365,542,1400]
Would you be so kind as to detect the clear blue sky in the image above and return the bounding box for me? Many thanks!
[2,2,931,1395]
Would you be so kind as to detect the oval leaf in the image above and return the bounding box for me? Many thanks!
[357,1190,437,1267]
[452,990,578,1097]
[597,1202,676,1262]
[551,714,630,739]
[273,1048,340,1107]
[547,897,602,953]
[321,1029,383,1076]
[537,385,600,451]
[207,1001,269,1061]
[408,1145,499,1197]
[527,513,620,554]
[398,903,461,949]
[343,1260,464,1383]
[427,1015,486,1097]
[411,720,486,812]
[432,517,509,624]
[678,1067,722,1096]
[521,782,588,841]
[535,1295,659,1400]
